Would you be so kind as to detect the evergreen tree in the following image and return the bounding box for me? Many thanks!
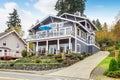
[7,9,21,28]
[102,22,108,31]
[92,19,102,30]
[6,9,24,36]
[55,0,86,16]
[109,58,118,71]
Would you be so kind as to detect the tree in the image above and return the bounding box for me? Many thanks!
[102,22,108,31]
[109,58,118,71]
[55,0,87,16]
[6,9,24,36]
[96,28,115,47]
[118,52,120,68]
[112,20,120,40]
[92,19,102,30]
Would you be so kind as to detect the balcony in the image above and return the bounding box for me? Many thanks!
[27,26,74,41]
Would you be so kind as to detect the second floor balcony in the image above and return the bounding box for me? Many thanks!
[27,26,74,41]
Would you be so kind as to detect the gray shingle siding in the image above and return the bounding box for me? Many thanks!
[88,45,99,54]
[77,40,88,54]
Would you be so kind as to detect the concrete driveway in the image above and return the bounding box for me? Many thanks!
[47,51,109,79]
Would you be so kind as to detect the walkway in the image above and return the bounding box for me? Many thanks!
[47,51,109,79]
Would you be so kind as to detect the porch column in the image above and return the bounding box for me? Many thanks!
[36,41,38,52]
[27,42,30,56]
[56,39,60,55]
[74,23,77,53]
[36,41,39,57]
[45,40,49,56]
[27,42,29,52]
[68,37,72,54]
[57,39,60,50]
[69,37,71,49]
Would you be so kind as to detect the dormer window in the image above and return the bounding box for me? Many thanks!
[3,41,6,46]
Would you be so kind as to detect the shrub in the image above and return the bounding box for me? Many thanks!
[10,62,15,66]
[21,50,27,57]
[62,59,76,65]
[115,40,120,50]
[56,58,63,63]
[109,58,118,71]
[106,71,120,78]
[77,54,84,60]
[103,70,109,75]
[81,52,90,58]
[65,54,78,60]
[47,54,54,57]
[118,53,120,68]
[3,56,12,60]
[34,59,41,63]
[54,55,61,59]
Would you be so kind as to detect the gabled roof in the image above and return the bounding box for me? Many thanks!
[30,13,98,31]
[0,32,7,37]
[0,30,27,46]
[60,13,98,30]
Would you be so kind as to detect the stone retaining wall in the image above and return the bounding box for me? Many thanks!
[0,63,66,71]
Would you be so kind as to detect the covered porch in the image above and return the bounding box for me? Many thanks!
[31,37,75,55]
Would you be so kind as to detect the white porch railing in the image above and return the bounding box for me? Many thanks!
[27,26,74,40]
[0,52,22,57]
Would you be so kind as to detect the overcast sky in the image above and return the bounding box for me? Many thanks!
[0,0,120,38]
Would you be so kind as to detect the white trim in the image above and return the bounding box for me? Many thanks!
[60,13,98,30]
[29,14,97,33]
[57,39,60,50]
[60,13,87,19]
[69,37,71,49]
[72,36,100,49]
[46,40,48,51]
[36,41,38,52]
[0,30,27,46]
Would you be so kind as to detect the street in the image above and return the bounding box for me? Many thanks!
[0,71,83,80]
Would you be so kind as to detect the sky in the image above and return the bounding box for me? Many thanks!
[0,0,120,38]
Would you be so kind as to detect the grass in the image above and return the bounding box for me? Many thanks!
[98,55,114,69]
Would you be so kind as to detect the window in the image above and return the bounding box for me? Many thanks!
[81,31,87,40]
[16,43,19,48]
[3,41,6,46]
[16,51,19,53]
[77,28,81,36]
[77,44,81,52]
[50,23,57,28]
[66,28,71,35]
[60,28,65,35]
[4,50,7,52]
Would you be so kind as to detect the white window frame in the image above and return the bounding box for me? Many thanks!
[77,28,81,37]
[66,27,72,35]
[59,28,65,36]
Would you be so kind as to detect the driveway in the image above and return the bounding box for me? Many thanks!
[47,51,109,79]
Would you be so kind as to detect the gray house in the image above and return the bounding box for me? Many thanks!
[27,13,99,55]
[0,30,27,59]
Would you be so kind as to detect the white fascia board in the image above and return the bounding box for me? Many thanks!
[0,30,27,46]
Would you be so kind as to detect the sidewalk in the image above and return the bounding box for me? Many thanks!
[47,51,109,79]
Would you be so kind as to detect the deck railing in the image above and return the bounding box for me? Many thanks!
[28,26,74,40]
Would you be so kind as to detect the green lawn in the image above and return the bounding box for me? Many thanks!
[98,56,114,69]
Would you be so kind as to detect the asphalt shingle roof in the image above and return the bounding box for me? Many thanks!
[0,32,7,37]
